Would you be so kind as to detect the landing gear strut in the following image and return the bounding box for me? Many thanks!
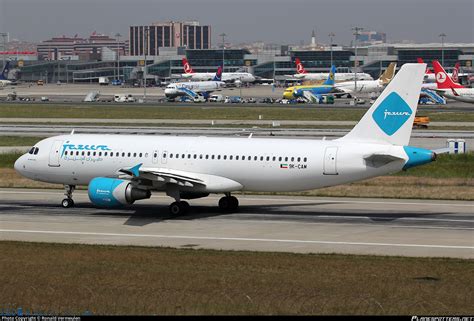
[218,194,239,213]
[61,185,75,208]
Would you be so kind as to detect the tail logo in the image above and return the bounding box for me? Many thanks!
[372,92,412,136]
[436,72,446,83]
[296,64,304,73]
[184,62,192,74]
[452,68,459,83]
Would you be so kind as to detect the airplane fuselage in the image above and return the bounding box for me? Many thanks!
[15,134,410,193]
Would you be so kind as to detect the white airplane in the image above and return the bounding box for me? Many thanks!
[432,60,474,103]
[334,62,397,96]
[0,61,12,87]
[15,64,435,215]
[165,67,225,99]
[293,58,373,81]
[181,58,255,84]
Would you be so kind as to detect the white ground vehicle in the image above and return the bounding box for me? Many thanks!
[114,94,135,103]
[209,94,224,102]
[99,77,110,86]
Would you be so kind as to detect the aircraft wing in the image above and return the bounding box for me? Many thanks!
[119,164,243,192]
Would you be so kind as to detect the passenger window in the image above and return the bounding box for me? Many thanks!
[92,152,96,156]
[116,152,119,157]
[82,151,85,156]
[236,156,239,160]
[260,156,263,161]
[64,151,68,156]
[297,157,301,162]
[163,153,167,158]
[205,155,209,159]
[122,152,125,157]
[278,157,282,161]
[217,155,220,160]
[99,152,102,156]
[285,157,288,162]
[170,154,173,158]
[76,151,79,156]
[193,154,197,159]
[304,157,307,162]
[200,154,203,159]
[248,156,251,161]
[291,157,294,162]
[230,155,233,160]
[87,151,91,156]
[128,152,131,157]
[181,154,185,158]
[211,155,215,160]
[188,154,191,159]
[154,153,157,158]
[223,155,227,160]
[133,153,137,157]
[104,152,107,156]
[272,156,276,161]
[266,156,270,161]
[139,153,143,157]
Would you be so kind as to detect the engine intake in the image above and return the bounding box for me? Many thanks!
[88,177,151,207]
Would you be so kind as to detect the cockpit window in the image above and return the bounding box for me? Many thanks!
[28,147,35,154]
[28,147,39,155]
[34,147,39,155]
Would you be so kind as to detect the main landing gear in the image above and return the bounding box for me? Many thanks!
[61,185,75,208]
[167,193,239,215]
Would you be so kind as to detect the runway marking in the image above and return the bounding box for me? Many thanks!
[1,190,473,208]
[1,229,473,250]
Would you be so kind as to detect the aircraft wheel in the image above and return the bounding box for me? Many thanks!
[61,198,74,208]
[169,201,188,215]
[218,196,239,213]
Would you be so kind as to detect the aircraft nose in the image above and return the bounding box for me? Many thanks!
[14,155,26,174]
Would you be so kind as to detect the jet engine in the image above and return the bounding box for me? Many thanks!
[88,177,151,207]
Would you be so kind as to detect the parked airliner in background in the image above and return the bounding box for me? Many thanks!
[334,62,397,96]
[181,58,255,84]
[283,65,337,100]
[418,58,462,83]
[432,60,474,103]
[15,64,436,215]
[0,61,12,87]
[165,67,224,99]
[293,58,373,81]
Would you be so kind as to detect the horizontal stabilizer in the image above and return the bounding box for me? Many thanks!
[364,153,404,168]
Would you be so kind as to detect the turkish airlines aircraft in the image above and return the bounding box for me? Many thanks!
[165,67,225,99]
[418,58,462,83]
[293,58,373,81]
[432,60,474,103]
[15,64,435,215]
[181,58,255,83]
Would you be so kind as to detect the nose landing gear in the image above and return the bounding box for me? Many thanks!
[61,185,75,208]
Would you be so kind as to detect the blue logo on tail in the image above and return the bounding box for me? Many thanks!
[372,92,412,136]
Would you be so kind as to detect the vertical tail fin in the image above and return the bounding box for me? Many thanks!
[213,66,223,81]
[417,58,432,74]
[323,65,336,85]
[182,58,194,74]
[379,62,397,84]
[339,64,426,146]
[295,58,307,74]
[432,60,464,89]
[0,61,10,80]
[452,62,460,83]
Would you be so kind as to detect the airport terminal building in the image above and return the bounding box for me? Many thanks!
[10,23,474,85]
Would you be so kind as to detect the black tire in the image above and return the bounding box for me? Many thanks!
[169,201,188,215]
[61,198,74,208]
[218,196,239,213]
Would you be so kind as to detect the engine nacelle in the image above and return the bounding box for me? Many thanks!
[88,177,151,207]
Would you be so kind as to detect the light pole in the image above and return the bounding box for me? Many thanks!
[352,27,363,91]
[219,33,226,71]
[143,27,149,101]
[115,33,121,82]
[0,33,7,75]
[439,33,447,66]
[328,32,335,67]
